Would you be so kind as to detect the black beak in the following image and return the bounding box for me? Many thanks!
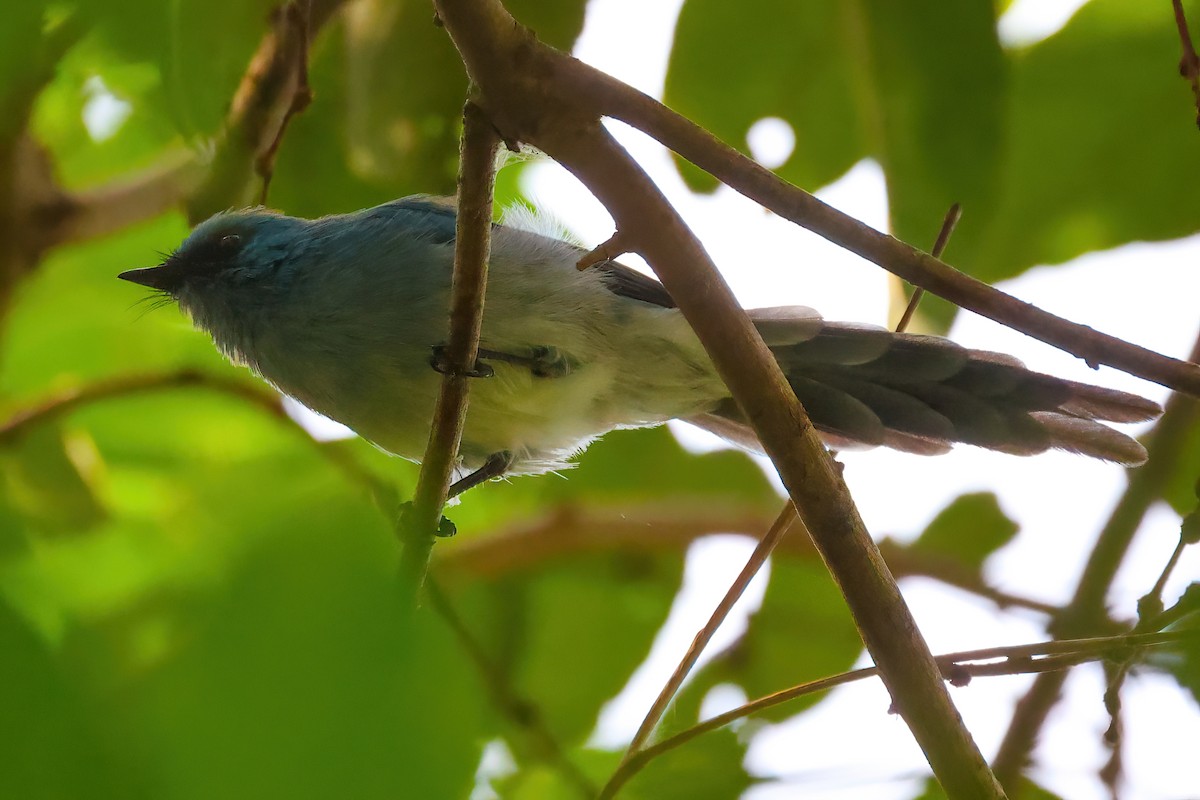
[118,263,184,292]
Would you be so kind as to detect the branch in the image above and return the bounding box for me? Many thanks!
[433,4,1004,796]
[992,329,1200,789]
[426,580,594,798]
[0,369,392,505]
[40,154,205,248]
[552,57,1200,398]
[437,505,1062,617]
[1174,0,1200,128]
[188,0,346,221]
[611,501,798,789]
[396,100,499,608]
[613,629,1196,792]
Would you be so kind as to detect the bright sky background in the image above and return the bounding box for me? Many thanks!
[506,0,1200,797]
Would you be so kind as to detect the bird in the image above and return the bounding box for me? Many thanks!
[119,196,1161,494]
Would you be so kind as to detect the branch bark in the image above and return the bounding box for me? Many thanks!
[433,3,1005,796]
[396,100,499,608]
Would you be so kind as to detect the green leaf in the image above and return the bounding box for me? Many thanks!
[625,728,754,800]
[1152,588,1200,703]
[909,491,1019,570]
[86,0,276,138]
[666,0,1005,331]
[0,595,134,800]
[0,424,107,536]
[459,551,683,746]
[113,522,491,800]
[665,0,864,193]
[313,0,587,202]
[667,0,1200,331]
[1153,406,1200,516]
[967,0,1200,284]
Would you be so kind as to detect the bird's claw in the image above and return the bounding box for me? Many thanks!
[429,345,494,379]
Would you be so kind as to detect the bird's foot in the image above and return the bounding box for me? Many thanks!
[429,345,495,379]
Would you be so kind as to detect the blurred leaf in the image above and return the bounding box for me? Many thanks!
[33,33,181,188]
[625,728,754,800]
[1158,412,1200,516]
[328,0,587,200]
[106,522,490,800]
[914,775,1063,799]
[671,559,862,727]
[85,0,276,138]
[1,211,201,397]
[0,594,135,799]
[667,0,1200,331]
[665,0,863,193]
[665,0,1003,250]
[484,551,682,745]
[966,0,1200,284]
[1152,588,1200,703]
[909,491,1019,570]
[0,423,107,535]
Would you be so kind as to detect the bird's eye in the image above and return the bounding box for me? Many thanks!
[219,234,242,249]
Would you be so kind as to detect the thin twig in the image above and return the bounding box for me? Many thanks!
[425,579,595,798]
[610,629,1195,789]
[1173,0,1200,128]
[896,203,961,333]
[255,1,315,205]
[992,329,1200,789]
[618,502,798,767]
[396,100,499,608]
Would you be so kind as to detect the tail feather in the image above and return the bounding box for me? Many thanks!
[692,311,1162,465]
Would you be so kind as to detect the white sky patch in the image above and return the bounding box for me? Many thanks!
[999,0,1092,47]
[746,117,796,170]
[82,75,132,142]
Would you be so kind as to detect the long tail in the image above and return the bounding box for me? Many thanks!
[689,307,1161,465]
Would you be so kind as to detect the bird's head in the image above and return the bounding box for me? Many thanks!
[119,209,310,311]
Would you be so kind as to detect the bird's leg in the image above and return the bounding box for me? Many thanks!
[397,452,514,540]
[448,450,514,499]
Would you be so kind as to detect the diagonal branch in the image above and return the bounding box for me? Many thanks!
[432,4,1004,795]
[554,57,1200,398]
[0,369,390,502]
[615,501,798,782]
